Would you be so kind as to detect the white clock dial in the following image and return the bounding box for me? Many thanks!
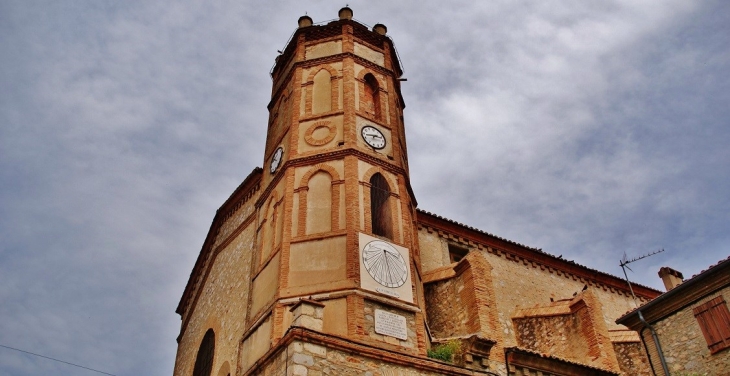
[361,125,386,149]
[270,147,283,173]
[362,240,408,288]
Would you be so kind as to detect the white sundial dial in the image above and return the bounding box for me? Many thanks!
[361,125,386,149]
[362,240,408,288]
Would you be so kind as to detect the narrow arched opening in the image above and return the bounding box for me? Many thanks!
[370,173,392,239]
[193,329,215,376]
[312,69,332,114]
[363,73,381,119]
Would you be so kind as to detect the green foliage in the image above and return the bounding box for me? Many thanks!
[427,339,462,363]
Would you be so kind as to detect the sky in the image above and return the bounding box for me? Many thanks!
[1,1,728,375]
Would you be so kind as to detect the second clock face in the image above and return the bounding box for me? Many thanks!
[270,146,283,174]
[361,125,386,149]
[362,240,408,288]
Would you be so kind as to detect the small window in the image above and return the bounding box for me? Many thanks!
[370,173,392,239]
[448,243,469,263]
[693,296,730,354]
[193,329,215,376]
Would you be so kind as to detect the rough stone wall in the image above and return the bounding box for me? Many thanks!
[513,314,591,364]
[484,247,638,335]
[276,340,452,376]
[646,286,730,376]
[424,271,471,339]
[424,254,498,342]
[173,209,257,376]
[613,342,652,376]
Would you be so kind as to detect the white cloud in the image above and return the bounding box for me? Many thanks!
[1,1,728,375]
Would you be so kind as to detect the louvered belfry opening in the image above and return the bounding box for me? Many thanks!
[370,173,393,240]
[193,329,215,376]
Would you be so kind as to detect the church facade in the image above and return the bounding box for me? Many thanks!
[173,8,660,376]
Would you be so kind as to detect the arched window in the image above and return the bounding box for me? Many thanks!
[363,73,381,119]
[312,69,332,114]
[193,329,215,376]
[260,196,278,264]
[370,173,392,239]
[306,171,332,234]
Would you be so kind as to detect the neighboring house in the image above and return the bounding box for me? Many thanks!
[616,258,730,376]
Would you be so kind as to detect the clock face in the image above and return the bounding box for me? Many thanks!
[361,125,386,149]
[270,147,283,174]
[362,240,408,288]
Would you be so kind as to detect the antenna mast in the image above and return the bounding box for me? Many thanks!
[619,249,664,307]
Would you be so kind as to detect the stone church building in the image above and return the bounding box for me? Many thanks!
[173,8,662,376]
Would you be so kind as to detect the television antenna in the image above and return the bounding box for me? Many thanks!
[620,249,664,306]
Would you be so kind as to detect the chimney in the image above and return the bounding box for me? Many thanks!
[658,267,684,291]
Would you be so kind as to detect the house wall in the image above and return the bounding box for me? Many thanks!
[642,285,730,376]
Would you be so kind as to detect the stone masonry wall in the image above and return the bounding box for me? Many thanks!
[513,314,591,364]
[648,286,730,376]
[424,272,471,339]
[173,210,258,376]
[279,340,455,376]
[613,341,652,376]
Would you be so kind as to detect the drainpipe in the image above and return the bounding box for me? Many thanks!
[638,327,658,376]
[504,348,511,376]
[637,310,670,376]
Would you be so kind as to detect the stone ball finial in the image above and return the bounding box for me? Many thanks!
[373,23,387,35]
[338,6,353,20]
[298,15,313,28]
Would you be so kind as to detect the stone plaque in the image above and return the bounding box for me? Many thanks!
[374,309,408,341]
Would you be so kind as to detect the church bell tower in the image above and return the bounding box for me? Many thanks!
[252,4,425,352]
[174,8,431,376]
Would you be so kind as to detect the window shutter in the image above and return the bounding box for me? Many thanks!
[693,296,730,354]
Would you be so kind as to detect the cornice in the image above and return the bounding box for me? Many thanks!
[271,18,400,78]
